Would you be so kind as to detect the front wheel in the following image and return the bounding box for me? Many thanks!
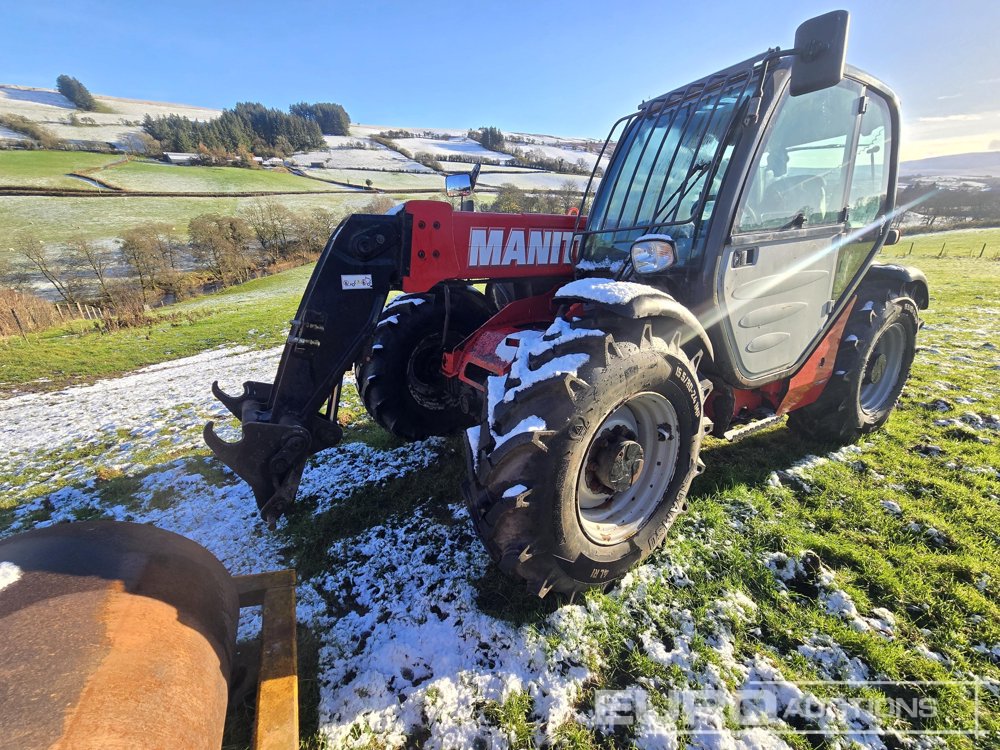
[788,291,919,443]
[464,317,709,597]
[356,291,490,441]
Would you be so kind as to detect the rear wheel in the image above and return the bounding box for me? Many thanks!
[788,291,918,443]
[464,317,709,597]
[356,291,490,440]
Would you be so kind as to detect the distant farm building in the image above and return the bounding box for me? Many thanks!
[163,152,199,165]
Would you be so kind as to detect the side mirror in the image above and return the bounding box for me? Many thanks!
[445,163,482,198]
[789,10,850,97]
[445,173,472,197]
[885,228,900,246]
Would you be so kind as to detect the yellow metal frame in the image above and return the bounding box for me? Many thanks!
[233,570,299,750]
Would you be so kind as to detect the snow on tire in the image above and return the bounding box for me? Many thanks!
[463,317,709,598]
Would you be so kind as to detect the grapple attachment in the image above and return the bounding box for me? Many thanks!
[204,212,406,523]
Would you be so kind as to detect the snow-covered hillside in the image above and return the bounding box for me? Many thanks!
[0,84,605,193]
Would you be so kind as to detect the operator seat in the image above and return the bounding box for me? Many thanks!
[758,174,827,225]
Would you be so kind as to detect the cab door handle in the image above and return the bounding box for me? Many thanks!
[732,247,758,268]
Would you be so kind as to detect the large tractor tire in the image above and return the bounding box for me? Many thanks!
[788,290,919,443]
[356,290,491,441]
[464,317,710,598]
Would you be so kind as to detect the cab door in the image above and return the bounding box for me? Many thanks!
[718,78,865,380]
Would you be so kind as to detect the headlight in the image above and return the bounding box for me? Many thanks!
[630,234,676,274]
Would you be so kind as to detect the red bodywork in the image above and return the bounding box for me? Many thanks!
[402,200,579,293]
[402,200,853,430]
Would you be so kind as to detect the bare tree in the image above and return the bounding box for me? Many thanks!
[15,233,86,304]
[558,179,583,213]
[120,227,163,302]
[362,194,398,215]
[119,224,184,301]
[66,236,113,303]
[242,198,295,266]
[189,214,256,285]
[291,208,339,257]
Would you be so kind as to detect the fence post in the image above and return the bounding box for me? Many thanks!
[980,243,987,258]
[938,242,946,258]
[907,241,914,257]
[10,309,28,342]
[54,304,65,321]
[76,302,84,319]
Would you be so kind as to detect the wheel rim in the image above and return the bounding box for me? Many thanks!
[860,322,907,414]
[406,333,460,410]
[577,392,680,545]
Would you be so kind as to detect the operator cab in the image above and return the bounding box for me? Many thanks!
[576,10,900,387]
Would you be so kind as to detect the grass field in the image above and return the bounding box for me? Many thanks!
[0,151,352,193]
[306,167,444,190]
[1,229,999,747]
[0,264,315,392]
[0,190,418,246]
[0,150,123,190]
[97,159,343,193]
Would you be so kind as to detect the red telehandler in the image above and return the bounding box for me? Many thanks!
[206,10,928,597]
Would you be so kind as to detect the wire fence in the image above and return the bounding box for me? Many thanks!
[883,238,999,260]
[1,291,105,340]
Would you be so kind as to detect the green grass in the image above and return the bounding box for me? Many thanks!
[0,191,436,246]
[0,193,357,245]
[0,150,123,190]
[0,263,314,392]
[883,226,1000,260]
[98,159,343,193]
[1,224,999,745]
[308,168,442,190]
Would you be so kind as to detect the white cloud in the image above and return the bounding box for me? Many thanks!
[917,113,983,123]
[902,110,1000,160]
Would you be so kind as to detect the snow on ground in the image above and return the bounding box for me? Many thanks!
[395,136,514,163]
[306,168,441,190]
[40,122,142,146]
[0,125,29,141]
[0,85,221,148]
[477,171,593,191]
[438,162,543,173]
[350,124,469,139]
[0,84,75,114]
[291,141,430,172]
[0,84,221,122]
[508,142,604,170]
[0,345,282,504]
[0,342,942,747]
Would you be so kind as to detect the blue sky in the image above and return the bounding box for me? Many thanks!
[2,0,998,159]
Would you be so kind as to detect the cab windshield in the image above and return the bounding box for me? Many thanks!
[580,73,753,272]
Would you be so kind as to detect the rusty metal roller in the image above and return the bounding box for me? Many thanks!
[0,521,239,750]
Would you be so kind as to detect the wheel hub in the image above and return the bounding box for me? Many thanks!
[595,438,644,493]
[869,352,887,384]
[576,391,682,546]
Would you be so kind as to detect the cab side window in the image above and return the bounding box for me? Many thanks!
[847,94,891,227]
[831,91,894,295]
[738,79,863,232]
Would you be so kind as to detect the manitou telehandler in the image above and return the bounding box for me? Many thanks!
[205,10,928,597]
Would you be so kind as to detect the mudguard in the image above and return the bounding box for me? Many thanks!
[554,278,714,360]
[863,263,929,309]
